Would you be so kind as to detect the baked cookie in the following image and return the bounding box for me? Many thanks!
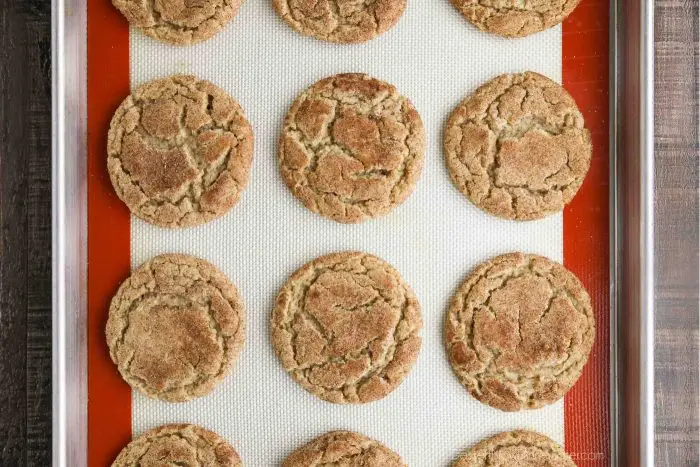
[283,431,406,466]
[450,0,583,38]
[445,252,595,411]
[112,0,243,44]
[112,424,242,466]
[279,73,425,223]
[444,72,591,220]
[108,75,253,228]
[454,430,576,466]
[271,251,422,403]
[106,254,245,402]
[273,0,405,43]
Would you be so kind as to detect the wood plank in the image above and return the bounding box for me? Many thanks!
[0,0,52,464]
[0,0,29,463]
[653,0,699,466]
[25,0,53,463]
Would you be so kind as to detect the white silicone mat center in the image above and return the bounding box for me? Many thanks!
[130,0,564,463]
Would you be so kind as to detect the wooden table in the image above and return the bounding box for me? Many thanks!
[0,0,697,465]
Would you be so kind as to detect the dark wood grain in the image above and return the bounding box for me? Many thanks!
[0,0,52,465]
[653,1,699,466]
[0,0,696,465]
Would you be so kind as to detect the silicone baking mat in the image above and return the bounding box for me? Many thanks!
[87,0,610,464]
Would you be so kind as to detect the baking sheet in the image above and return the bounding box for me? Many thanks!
[127,1,567,464]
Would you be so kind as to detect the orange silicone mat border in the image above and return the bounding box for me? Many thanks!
[86,2,610,465]
[86,0,132,464]
[562,0,611,464]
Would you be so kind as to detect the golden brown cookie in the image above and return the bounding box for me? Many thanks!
[273,0,405,43]
[112,0,243,44]
[283,430,406,466]
[444,72,591,220]
[271,251,422,403]
[445,252,595,411]
[279,73,425,223]
[112,424,242,466]
[450,0,583,38]
[108,75,253,229]
[106,254,245,402]
[454,430,576,466]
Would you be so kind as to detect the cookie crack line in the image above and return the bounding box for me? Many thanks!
[280,263,406,375]
[445,72,590,220]
[472,86,581,196]
[284,431,405,467]
[451,0,582,38]
[114,293,229,397]
[471,1,566,18]
[107,255,245,402]
[446,254,594,410]
[114,0,240,44]
[276,0,401,43]
[280,74,424,223]
[456,431,575,467]
[131,431,213,466]
[108,76,253,228]
[272,252,421,403]
[110,156,226,220]
[451,258,590,375]
[116,424,241,467]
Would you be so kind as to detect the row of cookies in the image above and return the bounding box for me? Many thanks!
[112,0,585,45]
[108,72,592,227]
[112,425,578,466]
[106,251,595,411]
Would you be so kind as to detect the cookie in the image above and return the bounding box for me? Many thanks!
[106,254,245,402]
[450,0,583,38]
[273,0,405,43]
[112,424,242,466]
[445,252,595,411]
[279,73,425,223]
[444,72,591,220]
[454,430,576,466]
[283,431,406,466]
[108,75,253,228]
[271,251,422,403]
[112,0,243,44]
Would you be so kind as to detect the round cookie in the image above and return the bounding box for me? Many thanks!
[454,430,576,466]
[108,75,253,228]
[273,0,405,43]
[112,424,242,466]
[283,431,406,466]
[444,72,591,220]
[279,73,425,223]
[445,252,595,411]
[450,0,583,38]
[106,254,246,402]
[112,0,243,44]
[271,251,422,403]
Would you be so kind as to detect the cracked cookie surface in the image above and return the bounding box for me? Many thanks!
[108,75,253,228]
[112,0,243,44]
[279,73,424,223]
[444,72,591,220]
[271,251,422,403]
[273,0,405,43]
[283,430,406,466]
[450,0,582,38]
[112,423,242,466]
[454,430,576,466]
[445,252,595,411]
[106,254,245,402]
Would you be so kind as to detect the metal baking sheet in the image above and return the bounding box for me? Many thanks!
[52,0,654,465]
